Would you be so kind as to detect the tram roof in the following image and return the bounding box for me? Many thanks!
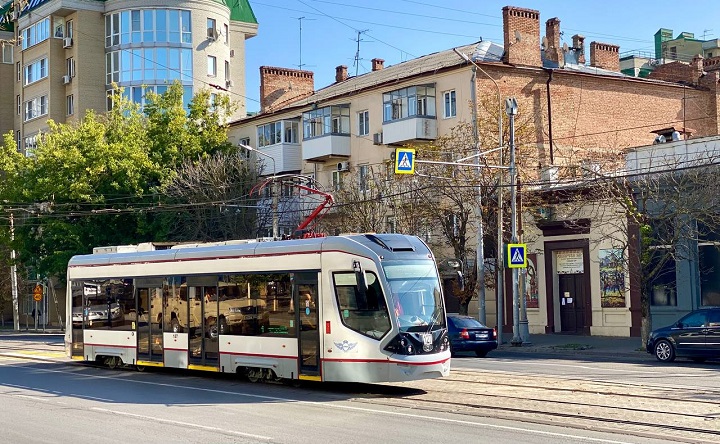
[68,234,433,268]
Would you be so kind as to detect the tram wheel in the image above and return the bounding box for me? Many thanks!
[136,365,146,372]
[106,356,119,369]
[247,367,262,383]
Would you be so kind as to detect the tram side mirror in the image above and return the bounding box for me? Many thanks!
[352,260,369,290]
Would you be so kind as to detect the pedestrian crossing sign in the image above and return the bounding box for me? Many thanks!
[507,243,527,268]
[394,148,415,174]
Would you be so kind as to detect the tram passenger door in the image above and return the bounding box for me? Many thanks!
[296,273,320,380]
[136,286,163,364]
[188,285,219,370]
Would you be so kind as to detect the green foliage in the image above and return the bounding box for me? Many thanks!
[0,82,244,279]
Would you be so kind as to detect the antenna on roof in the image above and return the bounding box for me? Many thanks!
[294,16,316,70]
[353,29,370,76]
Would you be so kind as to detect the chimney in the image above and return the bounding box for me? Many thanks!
[544,17,563,66]
[371,58,385,71]
[259,66,314,113]
[335,65,348,82]
[692,54,704,85]
[590,42,620,72]
[502,6,541,67]
[572,34,586,64]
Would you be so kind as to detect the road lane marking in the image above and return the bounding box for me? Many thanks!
[30,366,637,444]
[91,407,272,440]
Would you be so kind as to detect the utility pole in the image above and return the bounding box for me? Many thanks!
[469,66,486,324]
[505,97,522,346]
[10,213,19,331]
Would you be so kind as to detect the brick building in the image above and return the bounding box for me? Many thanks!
[229,5,720,337]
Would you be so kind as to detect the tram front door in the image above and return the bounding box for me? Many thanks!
[296,272,320,380]
[136,285,164,365]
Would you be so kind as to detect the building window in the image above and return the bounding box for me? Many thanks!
[24,95,48,122]
[16,61,20,82]
[386,216,396,233]
[359,165,369,194]
[15,131,21,151]
[16,95,20,116]
[224,23,229,44]
[66,57,75,77]
[105,9,191,47]
[225,60,230,82]
[23,58,47,85]
[207,18,217,40]
[443,90,456,118]
[332,170,343,191]
[21,18,50,50]
[207,55,217,76]
[53,17,64,38]
[257,120,299,147]
[302,105,350,138]
[65,19,73,40]
[66,94,74,116]
[24,134,38,156]
[383,84,436,122]
[358,110,369,136]
[1,42,12,64]
[105,47,192,85]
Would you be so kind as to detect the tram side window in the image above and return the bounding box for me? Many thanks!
[79,279,133,330]
[163,278,187,333]
[220,273,293,337]
[333,272,390,339]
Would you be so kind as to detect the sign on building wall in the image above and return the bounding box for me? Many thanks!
[556,249,584,274]
[524,253,539,308]
[599,248,626,307]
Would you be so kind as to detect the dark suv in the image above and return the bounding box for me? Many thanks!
[647,308,720,363]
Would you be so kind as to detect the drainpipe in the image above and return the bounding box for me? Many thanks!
[544,68,555,165]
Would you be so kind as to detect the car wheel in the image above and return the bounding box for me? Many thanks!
[654,339,676,362]
[475,350,488,358]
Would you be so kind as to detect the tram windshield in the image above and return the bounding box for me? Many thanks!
[383,260,446,332]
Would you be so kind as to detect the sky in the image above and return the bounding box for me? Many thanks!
[242,0,720,113]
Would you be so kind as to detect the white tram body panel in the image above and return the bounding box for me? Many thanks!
[65,234,451,383]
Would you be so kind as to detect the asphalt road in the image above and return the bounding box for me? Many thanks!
[0,334,708,444]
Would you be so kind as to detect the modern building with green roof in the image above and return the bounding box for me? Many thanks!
[0,0,258,154]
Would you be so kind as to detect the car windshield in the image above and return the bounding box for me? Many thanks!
[383,260,445,332]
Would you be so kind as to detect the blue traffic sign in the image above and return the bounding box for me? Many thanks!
[394,148,415,174]
[507,243,527,268]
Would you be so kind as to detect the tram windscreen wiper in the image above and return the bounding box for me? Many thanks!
[426,306,443,333]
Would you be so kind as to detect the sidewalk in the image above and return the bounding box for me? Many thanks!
[495,333,648,359]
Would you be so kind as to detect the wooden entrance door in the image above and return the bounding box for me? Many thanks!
[559,274,586,333]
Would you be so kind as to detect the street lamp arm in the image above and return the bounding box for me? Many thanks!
[239,143,276,177]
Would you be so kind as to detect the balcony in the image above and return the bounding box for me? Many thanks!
[258,143,302,174]
[382,116,437,145]
[302,134,351,161]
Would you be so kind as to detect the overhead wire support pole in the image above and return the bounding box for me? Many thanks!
[505,97,522,347]
[453,47,504,342]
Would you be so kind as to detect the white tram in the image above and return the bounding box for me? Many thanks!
[65,234,451,383]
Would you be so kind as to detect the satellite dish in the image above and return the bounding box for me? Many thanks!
[541,36,548,50]
[515,30,522,43]
[562,42,568,52]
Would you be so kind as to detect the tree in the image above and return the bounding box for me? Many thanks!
[0,82,239,279]
[163,151,260,241]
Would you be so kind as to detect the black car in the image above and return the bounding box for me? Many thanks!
[647,307,720,363]
[447,314,498,357]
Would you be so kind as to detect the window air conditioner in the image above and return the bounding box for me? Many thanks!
[230,49,235,58]
[62,75,71,85]
[63,37,73,48]
[337,161,349,172]
[207,27,219,41]
[226,79,234,88]
[373,132,383,145]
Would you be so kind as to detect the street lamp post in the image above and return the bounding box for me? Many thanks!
[505,97,522,347]
[453,48,504,344]
[239,144,279,239]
